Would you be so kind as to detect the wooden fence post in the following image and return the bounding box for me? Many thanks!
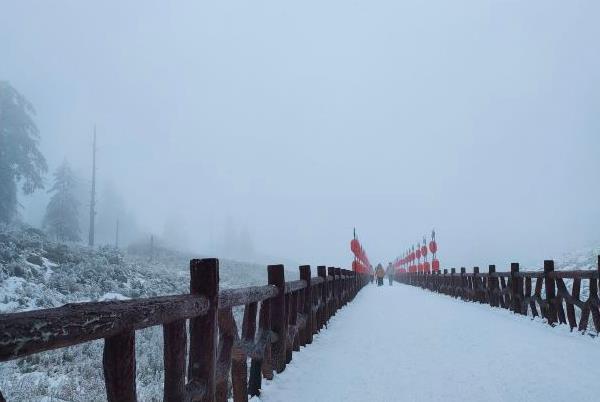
[268,264,287,373]
[248,298,271,396]
[488,265,497,307]
[163,319,187,402]
[544,260,557,325]
[103,330,136,402]
[317,266,327,330]
[287,288,298,363]
[232,301,257,402]
[299,265,313,345]
[510,262,517,313]
[473,267,480,303]
[328,267,337,315]
[188,258,219,402]
[510,263,523,314]
[460,268,466,300]
[336,268,344,306]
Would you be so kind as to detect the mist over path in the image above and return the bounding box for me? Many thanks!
[255,283,600,402]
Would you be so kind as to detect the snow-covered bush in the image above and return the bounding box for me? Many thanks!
[0,225,289,401]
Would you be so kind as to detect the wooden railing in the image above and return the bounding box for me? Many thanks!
[0,259,370,402]
[396,256,600,334]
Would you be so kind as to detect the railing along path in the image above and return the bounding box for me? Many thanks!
[0,259,370,402]
[396,256,600,333]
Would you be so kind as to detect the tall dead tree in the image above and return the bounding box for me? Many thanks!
[88,126,97,247]
[115,219,119,249]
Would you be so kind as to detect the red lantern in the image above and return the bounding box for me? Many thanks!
[416,249,421,259]
[421,246,427,257]
[423,261,430,272]
[432,259,440,271]
[429,241,437,254]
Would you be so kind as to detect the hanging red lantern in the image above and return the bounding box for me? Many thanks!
[432,259,440,271]
[423,261,430,272]
[429,241,437,254]
[421,245,427,257]
[416,248,421,259]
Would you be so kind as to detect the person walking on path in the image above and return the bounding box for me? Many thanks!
[386,262,394,286]
[375,263,385,286]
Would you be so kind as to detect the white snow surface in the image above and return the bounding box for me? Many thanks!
[254,283,600,402]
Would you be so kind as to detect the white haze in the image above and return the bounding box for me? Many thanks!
[1,0,599,269]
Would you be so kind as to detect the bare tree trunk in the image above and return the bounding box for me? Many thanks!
[88,126,97,247]
[115,219,119,248]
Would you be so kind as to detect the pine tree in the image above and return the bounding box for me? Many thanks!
[43,160,81,242]
[0,81,48,223]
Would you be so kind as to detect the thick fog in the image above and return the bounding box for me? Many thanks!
[1,0,598,269]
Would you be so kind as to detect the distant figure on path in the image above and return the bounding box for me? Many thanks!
[386,262,394,286]
[375,263,385,286]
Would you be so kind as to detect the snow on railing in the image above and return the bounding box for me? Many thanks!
[0,259,370,402]
[396,256,600,335]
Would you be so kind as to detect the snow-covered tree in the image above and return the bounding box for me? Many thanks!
[43,160,81,242]
[0,81,48,223]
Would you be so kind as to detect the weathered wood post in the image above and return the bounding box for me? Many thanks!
[472,267,480,303]
[328,267,337,316]
[343,269,349,303]
[460,267,466,300]
[103,330,136,402]
[488,265,497,307]
[317,266,327,330]
[248,298,271,396]
[163,319,187,402]
[268,264,287,373]
[300,265,313,345]
[287,287,298,362]
[188,258,219,402]
[450,268,456,298]
[232,302,257,402]
[335,268,343,306]
[459,267,467,300]
[510,263,524,315]
[544,260,557,325]
[442,269,447,295]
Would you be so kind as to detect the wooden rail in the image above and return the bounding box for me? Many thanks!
[396,256,600,334]
[0,258,369,402]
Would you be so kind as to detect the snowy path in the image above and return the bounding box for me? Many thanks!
[254,283,600,402]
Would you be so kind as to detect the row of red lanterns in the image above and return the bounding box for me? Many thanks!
[350,235,372,274]
[394,230,440,274]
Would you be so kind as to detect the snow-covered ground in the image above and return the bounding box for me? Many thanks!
[0,227,298,401]
[255,283,600,402]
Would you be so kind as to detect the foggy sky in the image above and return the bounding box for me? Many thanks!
[1,0,599,269]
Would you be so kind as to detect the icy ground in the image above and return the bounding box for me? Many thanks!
[255,283,600,402]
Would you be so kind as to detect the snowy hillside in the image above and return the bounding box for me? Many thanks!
[0,226,297,401]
